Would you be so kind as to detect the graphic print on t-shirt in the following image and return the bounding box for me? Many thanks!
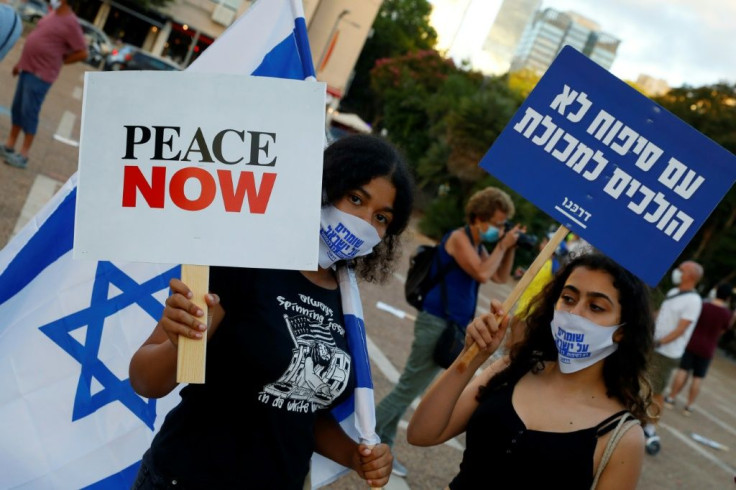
[258,293,350,413]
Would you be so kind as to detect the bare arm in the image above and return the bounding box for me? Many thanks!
[447,226,520,284]
[658,318,692,345]
[128,278,223,398]
[64,49,88,64]
[408,302,509,446]
[595,426,645,489]
[313,412,392,488]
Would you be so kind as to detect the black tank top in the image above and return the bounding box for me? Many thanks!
[450,381,631,489]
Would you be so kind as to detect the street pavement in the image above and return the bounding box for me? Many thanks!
[1,30,735,490]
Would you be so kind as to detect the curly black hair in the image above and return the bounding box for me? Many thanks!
[322,134,414,283]
[478,252,656,423]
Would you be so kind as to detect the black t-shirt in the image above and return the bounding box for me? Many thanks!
[147,267,356,489]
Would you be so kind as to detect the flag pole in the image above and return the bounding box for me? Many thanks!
[177,263,209,383]
[455,224,569,373]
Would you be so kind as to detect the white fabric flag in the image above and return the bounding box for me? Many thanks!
[0,0,378,488]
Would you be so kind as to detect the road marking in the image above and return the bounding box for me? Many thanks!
[12,174,63,236]
[367,334,466,452]
[72,86,83,100]
[53,110,79,146]
[660,422,735,475]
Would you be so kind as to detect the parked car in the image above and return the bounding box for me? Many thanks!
[103,43,136,69]
[15,0,48,23]
[77,18,112,68]
[104,48,181,71]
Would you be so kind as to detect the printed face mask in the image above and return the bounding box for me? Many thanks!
[480,224,500,243]
[318,204,381,269]
[671,268,682,285]
[550,310,620,374]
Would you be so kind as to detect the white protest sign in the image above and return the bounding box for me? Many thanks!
[75,71,326,270]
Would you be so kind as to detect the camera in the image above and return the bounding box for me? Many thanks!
[503,221,538,251]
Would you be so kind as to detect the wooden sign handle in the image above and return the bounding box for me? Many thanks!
[176,263,209,384]
[455,225,569,373]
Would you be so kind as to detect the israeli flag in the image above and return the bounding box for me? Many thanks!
[0,1,375,488]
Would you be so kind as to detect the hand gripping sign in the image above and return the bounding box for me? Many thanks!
[457,46,736,371]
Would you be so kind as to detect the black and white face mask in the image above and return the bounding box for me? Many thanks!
[318,204,381,269]
[551,310,621,373]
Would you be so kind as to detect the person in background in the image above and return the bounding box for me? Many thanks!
[1,0,87,169]
[129,135,414,489]
[375,186,522,477]
[643,260,703,454]
[407,252,655,489]
[0,4,22,61]
[664,283,732,415]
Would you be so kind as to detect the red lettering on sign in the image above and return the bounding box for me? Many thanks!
[122,166,165,208]
[217,170,276,213]
[170,167,216,211]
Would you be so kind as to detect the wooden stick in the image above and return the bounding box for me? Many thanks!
[455,225,569,373]
[176,263,209,384]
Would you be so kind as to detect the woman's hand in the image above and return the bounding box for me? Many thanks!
[159,278,220,347]
[465,299,508,359]
[354,443,393,488]
[498,223,524,251]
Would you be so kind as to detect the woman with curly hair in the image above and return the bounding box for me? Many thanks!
[408,252,655,489]
[129,134,413,489]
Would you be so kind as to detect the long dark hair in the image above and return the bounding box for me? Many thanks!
[322,134,414,283]
[479,252,656,422]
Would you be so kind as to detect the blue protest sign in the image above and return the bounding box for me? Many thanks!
[480,46,736,286]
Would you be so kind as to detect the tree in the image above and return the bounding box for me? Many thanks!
[654,83,736,291]
[340,0,437,121]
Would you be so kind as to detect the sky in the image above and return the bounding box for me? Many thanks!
[430,0,736,88]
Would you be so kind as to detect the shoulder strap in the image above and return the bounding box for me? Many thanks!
[661,289,699,304]
[591,412,640,490]
[594,409,630,436]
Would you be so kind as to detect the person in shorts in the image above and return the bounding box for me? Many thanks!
[1,0,87,169]
[665,283,732,415]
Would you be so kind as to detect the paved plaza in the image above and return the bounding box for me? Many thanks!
[1,31,735,490]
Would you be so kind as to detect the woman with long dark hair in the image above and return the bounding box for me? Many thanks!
[408,252,655,489]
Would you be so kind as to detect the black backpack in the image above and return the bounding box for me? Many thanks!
[404,227,473,311]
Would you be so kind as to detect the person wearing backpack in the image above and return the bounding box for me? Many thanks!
[375,186,522,477]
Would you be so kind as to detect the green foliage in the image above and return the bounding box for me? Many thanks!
[340,0,437,120]
[654,83,736,292]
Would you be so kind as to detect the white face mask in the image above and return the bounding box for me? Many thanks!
[50,0,62,10]
[671,268,682,285]
[318,204,381,269]
[550,310,621,374]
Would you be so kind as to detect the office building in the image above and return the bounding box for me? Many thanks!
[475,0,541,75]
[510,8,619,75]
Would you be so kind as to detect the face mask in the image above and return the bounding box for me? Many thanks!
[50,0,61,10]
[318,204,381,269]
[550,310,620,374]
[480,224,500,243]
[671,268,682,285]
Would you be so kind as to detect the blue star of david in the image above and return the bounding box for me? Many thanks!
[39,261,180,429]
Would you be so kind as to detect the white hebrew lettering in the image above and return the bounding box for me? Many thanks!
[582,151,608,181]
[544,128,566,152]
[634,142,663,171]
[532,115,557,145]
[610,127,640,156]
[513,107,543,137]
[552,133,578,162]
[602,120,623,145]
[567,144,593,171]
[567,92,591,122]
[550,85,578,116]
[658,158,704,199]
[627,185,655,214]
[665,211,694,241]
[643,192,670,223]
[603,168,633,199]
[587,110,615,140]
